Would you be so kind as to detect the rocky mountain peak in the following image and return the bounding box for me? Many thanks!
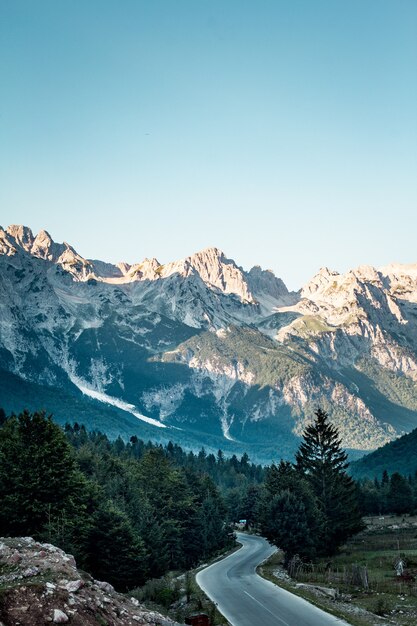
[382,262,417,276]
[116,261,132,275]
[33,233,67,263]
[191,245,224,260]
[0,226,18,256]
[301,266,340,299]
[245,265,298,310]
[350,264,382,284]
[246,265,290,297]
[157,246,255,302]
[127,257,162,280]
[56,245,93,280]
[6,224,35,251]
[187,246,254,302]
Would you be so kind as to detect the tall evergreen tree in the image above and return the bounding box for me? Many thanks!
[387,472,412,515]
[295,408,363,553]
[261,490,316,563]
[259,460,322,559]
[0,410,91,540]
[86,503,147,590]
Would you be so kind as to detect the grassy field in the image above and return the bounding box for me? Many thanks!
[259,515,417,626]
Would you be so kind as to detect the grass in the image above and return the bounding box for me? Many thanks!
[131,571,228,625]
[257,552,377,626]
[129,544,241,625]
[258,515,417,626]
[290,315,336,337]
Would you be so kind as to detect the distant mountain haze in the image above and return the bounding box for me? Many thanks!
[2,224,417,462]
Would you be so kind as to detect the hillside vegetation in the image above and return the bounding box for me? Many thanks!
[351,426,417,478]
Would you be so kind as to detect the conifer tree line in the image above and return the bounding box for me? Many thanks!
[0,407,415,590]
[0,410,234,591]
[357,470,417,516]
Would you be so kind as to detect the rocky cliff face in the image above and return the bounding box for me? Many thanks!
[0,537,180,626]
[1,224,417,460]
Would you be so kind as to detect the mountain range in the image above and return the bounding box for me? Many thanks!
[2,224,417,462]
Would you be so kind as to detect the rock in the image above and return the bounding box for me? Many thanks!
[45,582,56,594]
[65,579,84,593]
[63,554,76,567]
[52,609,69,623]
[296,583,338,599]
[9,552,22,563]
[0,536,181,626]
[22,566,39,577]
[94,579,115,593]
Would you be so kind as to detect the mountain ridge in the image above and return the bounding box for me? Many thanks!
[1,223,417,462]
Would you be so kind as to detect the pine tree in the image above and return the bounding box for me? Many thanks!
[295,408,363,554]
[0,410,90,539]
[260,460,322,557]
[261,491,316,563]
[387,473,412,515]
[86,502,147,590]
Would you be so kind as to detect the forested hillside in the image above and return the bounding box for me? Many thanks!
[3,405,417,604]
[351,425,417,478]
[0,410,238,591]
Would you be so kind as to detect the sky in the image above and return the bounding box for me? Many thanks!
[1,0,416,290]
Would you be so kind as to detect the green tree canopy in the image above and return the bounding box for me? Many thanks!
[295,408,363,554]
[0,410,91,540]
[387,472,413,515]
[85,503,147,590]
[261,490,316,563]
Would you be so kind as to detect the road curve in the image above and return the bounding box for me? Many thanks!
[196,533,351,626]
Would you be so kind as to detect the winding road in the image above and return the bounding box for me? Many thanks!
[196,533,351,626]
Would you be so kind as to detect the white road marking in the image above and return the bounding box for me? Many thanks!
[243,590,290,626]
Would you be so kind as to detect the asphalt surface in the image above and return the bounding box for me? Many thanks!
[196,533,351,626]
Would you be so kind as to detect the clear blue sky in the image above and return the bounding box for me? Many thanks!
[1,0,416,289]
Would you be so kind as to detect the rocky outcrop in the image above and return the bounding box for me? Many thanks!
[0,537,181,626]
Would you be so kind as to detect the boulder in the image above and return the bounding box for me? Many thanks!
[53,609,69,623]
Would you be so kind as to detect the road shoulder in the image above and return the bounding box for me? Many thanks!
[257,551,390,626]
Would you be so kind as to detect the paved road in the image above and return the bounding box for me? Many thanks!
[196,533,351,626]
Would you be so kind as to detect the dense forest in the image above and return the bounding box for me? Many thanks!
[351,424,417,478]
[1,407,416,593]
[357,470,417,516]
[0,409,236,591]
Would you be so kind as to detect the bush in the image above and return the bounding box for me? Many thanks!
[132,576,181,609]
[373,597,391,616]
